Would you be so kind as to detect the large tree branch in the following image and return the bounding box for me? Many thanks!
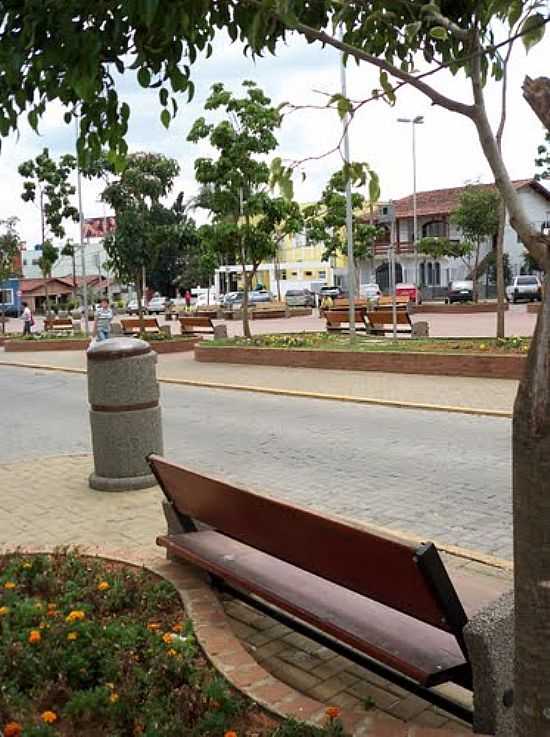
[470,47,548,267]
[425,10,470,41]
[523,76,550,131]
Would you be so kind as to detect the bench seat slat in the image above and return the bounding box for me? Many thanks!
[158,530,467,686]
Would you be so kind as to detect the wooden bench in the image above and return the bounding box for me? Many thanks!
[150,454,508,724]
[377,295,410,309]
[251,305,287,319]
[365,309,413,335]
[326,309,367,332]
[44,318,74,333]
[180,316,215,336]
[121,317,161,335]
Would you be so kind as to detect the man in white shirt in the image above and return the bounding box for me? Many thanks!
[21,302,32,336]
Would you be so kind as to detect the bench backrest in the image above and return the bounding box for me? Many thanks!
[44,318,72,330]
[334,299,369,308]
[180,316,214,330]
[121,317,160,332]
[326,309,365,325]
[149,455,467,636]
[379,295,409,307]
[367,310,411,326]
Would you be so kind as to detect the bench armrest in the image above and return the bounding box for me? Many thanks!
[464,589,513,735]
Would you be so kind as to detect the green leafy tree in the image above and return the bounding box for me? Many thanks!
[535,131,550,182]
[102,152,180,332]
[61,240,78,299]
[417,236,473,265]
[449,187,500,302]
[37,241,59,316]
[188,81,300,338]
[18,148,79,249]
[487,251,513,286]
[304,168,380,292]
[0,217,21,333]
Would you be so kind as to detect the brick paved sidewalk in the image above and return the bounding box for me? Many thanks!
[0,348,517,412]
[0,454,512,734]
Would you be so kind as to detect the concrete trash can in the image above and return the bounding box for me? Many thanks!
[87,337,163,491]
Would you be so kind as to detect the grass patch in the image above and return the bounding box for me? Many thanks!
[0,551,345,737]
[206,333,530,355]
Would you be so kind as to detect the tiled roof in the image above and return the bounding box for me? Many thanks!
[393,179,550,218]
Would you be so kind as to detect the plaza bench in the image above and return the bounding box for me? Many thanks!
[150,454,510,728]
[44,317,74,334]
[365,309,413,335]
[180,316,215,336]
[377,295,410,308]
[121,317,162,335]
[325,309,367,332]
[251,304,287,319]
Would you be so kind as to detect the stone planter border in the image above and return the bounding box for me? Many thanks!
[411,303,509,315]
[0,545,471,737]
[195,343,525,380]
[4,337,199,353]
[527,303,541,314]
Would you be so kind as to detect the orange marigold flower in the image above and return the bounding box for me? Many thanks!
[225,732,238,737]
[41,710,57,723]
[65,610,86,623]
[325,706,341,720]
[67,631,78,641]
[109,692,119,703]
[3,581,16,590]
[172,623,183,632]
[147,622,161,631]
[167,648,178,657]
[4,721,23,737]
[28,629,41,644]
[0,606,9,616]
[97,581,110,591]
[162,632,174,644]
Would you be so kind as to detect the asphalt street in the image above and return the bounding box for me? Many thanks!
[0,365,512,558]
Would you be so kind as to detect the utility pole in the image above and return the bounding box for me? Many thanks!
[398,116,424,303]
[340,35,356,337]
[75,116,89,335]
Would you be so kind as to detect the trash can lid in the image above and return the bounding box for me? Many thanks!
[87,337,151,362]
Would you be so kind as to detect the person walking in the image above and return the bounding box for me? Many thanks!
[21,302,33,336]
[94,298,113,341]
[184,289,192,312]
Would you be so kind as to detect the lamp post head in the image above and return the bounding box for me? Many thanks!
[413,115,424,124]
[397,117,411,123]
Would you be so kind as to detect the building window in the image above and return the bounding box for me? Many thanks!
[0,288,14,305]
[291,271,298,277]
[541,220,550,236]
[434,262,441,285]
[427,262,433,285]
[304,270,313,277]
[294,232,307,247]
[422,221,447,237]
[279,269,287,281]
[318,270,326,279]
[419,262,426,286]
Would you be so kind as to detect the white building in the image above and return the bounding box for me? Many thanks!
[360,179,550,293]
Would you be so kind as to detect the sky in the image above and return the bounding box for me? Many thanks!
[0,26,548,251]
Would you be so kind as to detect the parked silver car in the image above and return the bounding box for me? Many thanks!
[506,275,542,303]
[285,289,315,307]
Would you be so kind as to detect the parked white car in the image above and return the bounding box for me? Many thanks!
[360,283,382,303]
[196,293,220,307]
[506,275,542,303]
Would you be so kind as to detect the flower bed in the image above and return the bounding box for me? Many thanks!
[0,551,344,737]
[195,334,527,380]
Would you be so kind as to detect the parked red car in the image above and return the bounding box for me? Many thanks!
[395,283,422,304]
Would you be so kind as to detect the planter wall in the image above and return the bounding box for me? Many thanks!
[4,338,90,352]
[527,303,541,314]
[195,343,525,380]
[149,338,198,354]
[411,303,509,315]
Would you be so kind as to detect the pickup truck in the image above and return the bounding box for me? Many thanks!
[506,275,542,303]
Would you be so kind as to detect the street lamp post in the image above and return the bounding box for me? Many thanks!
[340,33,356,336]
[397,115,424,303]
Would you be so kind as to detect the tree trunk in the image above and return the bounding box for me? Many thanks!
[44,277,50,317]
[496,204,506,339]
[241,262,251,339]
[136,275,145,336]
[274,256,282,302]
[472,243,480,303]
[72,251,77,299]
[1,304,5,334]
[513,269,550,737]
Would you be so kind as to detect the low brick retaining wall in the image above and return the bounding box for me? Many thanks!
[4,338,90,351]
[527,303,541,314]
[412,303,508,314]
[195,344,525,380]
[4,337,198,353]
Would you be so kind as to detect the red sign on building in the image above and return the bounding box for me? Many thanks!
[82,216,117,239]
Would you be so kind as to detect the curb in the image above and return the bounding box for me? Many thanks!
[0,359,512,419]
[0,545,473,737]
